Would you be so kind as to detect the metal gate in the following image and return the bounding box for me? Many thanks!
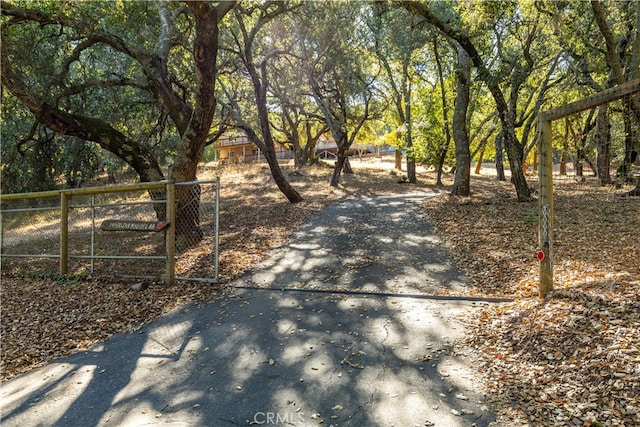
[0,178,219,284]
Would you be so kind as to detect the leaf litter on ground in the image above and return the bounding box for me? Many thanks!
[423,173,639,426]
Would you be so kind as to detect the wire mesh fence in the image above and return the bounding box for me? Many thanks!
[0,179,219,283]
[174,180,219,283]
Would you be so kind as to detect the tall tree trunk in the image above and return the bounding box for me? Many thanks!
[434,37,451,187]
[170,3,234,248]
[618,97,638,181]
[560,118,569,175]
[474,145,485,175]
[495,131,506,181]
[294,145,305,169]
[451,47,471,196]
[595,105,612,185]
[573,108,597,179]
[239,13,303,204]
[503,130,531,198]
[405,96,416,183]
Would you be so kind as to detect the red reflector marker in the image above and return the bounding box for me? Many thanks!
[536,251,545,261]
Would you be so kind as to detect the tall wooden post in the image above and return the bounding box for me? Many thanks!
[165,181,176,286]
[536,78,640,298]
[60,192,69,276]
[538,115,554,298]
[214,176,220,283]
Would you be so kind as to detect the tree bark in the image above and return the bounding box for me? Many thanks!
[595,105,612,185]
[434,38,452,187]
[451,47,471,196]
[474,145,485,175]
[404,86,417,184]
[241,125,305,203]
[619,97,638,182]
[395,150,403,170]
[495,131,506,181]
[169,3,236,247]
[330,142,349,186]
[560,118,569,175]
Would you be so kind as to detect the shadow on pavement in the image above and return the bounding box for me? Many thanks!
[1,193,500,426]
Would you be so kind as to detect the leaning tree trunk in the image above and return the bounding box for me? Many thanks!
[241,124,304,203]
[242,53,303,203]
[263,139,304,202]
[451,46,472,196]
[331,143,349,186]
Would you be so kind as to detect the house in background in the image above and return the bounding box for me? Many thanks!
[212,133,294,164]
[212,132,376,164]
[315,135,376,159]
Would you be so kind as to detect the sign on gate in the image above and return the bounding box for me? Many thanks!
[101,219,169,232]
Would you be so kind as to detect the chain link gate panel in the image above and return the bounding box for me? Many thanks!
[174,178,220,283]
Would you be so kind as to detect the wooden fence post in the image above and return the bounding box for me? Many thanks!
[60,191,69,276]
[214,176,220,283]
[165,181,176,286]
[538,115,554,298]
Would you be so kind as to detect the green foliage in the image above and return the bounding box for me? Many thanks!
[2,0,637,194]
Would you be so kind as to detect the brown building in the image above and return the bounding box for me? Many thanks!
[212,133,293,164]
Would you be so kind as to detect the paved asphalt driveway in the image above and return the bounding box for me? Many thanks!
[1,193,504,427]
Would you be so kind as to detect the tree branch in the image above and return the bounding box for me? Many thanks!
[1,46,163,182]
